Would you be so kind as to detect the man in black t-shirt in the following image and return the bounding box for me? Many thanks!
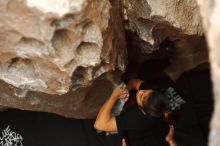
[94,79,183,146]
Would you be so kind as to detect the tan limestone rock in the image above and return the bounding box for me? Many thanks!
[196,0,220,145]
[124,0,208,80]
[0,0,126,118]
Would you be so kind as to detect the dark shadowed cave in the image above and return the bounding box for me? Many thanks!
[0,31,213,146]
[0,66,214,146]
[0,0,218,146]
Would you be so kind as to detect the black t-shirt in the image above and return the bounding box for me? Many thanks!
[115,80,178,146]
[116,104,169,146]
[0,110,122,146]
[140,78,185,112]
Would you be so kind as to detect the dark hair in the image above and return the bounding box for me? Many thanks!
[142,90,169,117]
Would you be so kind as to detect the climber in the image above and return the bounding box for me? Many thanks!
[94,77,182,146]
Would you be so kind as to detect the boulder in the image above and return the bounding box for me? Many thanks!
[124,0,208,80]
[197,0,220,145]
[0,0,126,118]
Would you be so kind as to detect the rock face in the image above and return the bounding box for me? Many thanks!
[196,0,220,145]
[0,0,126,118]
[124,0,208,80]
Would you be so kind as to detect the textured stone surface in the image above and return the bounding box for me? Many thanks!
[124,0,208,80]
[124,0,203,48]
[0,0,126,118]
[196,0,220,145]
